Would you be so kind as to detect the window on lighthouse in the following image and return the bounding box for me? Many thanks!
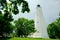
[37,21,39,23]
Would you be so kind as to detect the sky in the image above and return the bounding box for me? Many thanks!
[13,0,60,25]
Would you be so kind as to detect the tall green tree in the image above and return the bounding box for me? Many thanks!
[14,18,36,37]
[0,0,30,37]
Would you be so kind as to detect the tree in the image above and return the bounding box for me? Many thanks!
[47,17,60,39]
[0,0,30,37]
[14,18,36,37]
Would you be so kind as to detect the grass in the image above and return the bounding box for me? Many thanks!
[1,37,59,40]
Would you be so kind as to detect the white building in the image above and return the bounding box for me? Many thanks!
[31,5,48,38]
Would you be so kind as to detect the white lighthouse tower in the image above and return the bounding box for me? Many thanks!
[33,5,48,38]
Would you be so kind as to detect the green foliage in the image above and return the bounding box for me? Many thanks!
[47,18,60,39]
[14,18,36,37]
[0,0,30,37]
[0,0,30,14]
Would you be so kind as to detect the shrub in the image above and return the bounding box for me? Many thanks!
[47,18,60,39]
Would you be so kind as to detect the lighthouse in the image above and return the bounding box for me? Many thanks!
[32,5,48,38]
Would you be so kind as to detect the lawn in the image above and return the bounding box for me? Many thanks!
[1,37,59,40]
